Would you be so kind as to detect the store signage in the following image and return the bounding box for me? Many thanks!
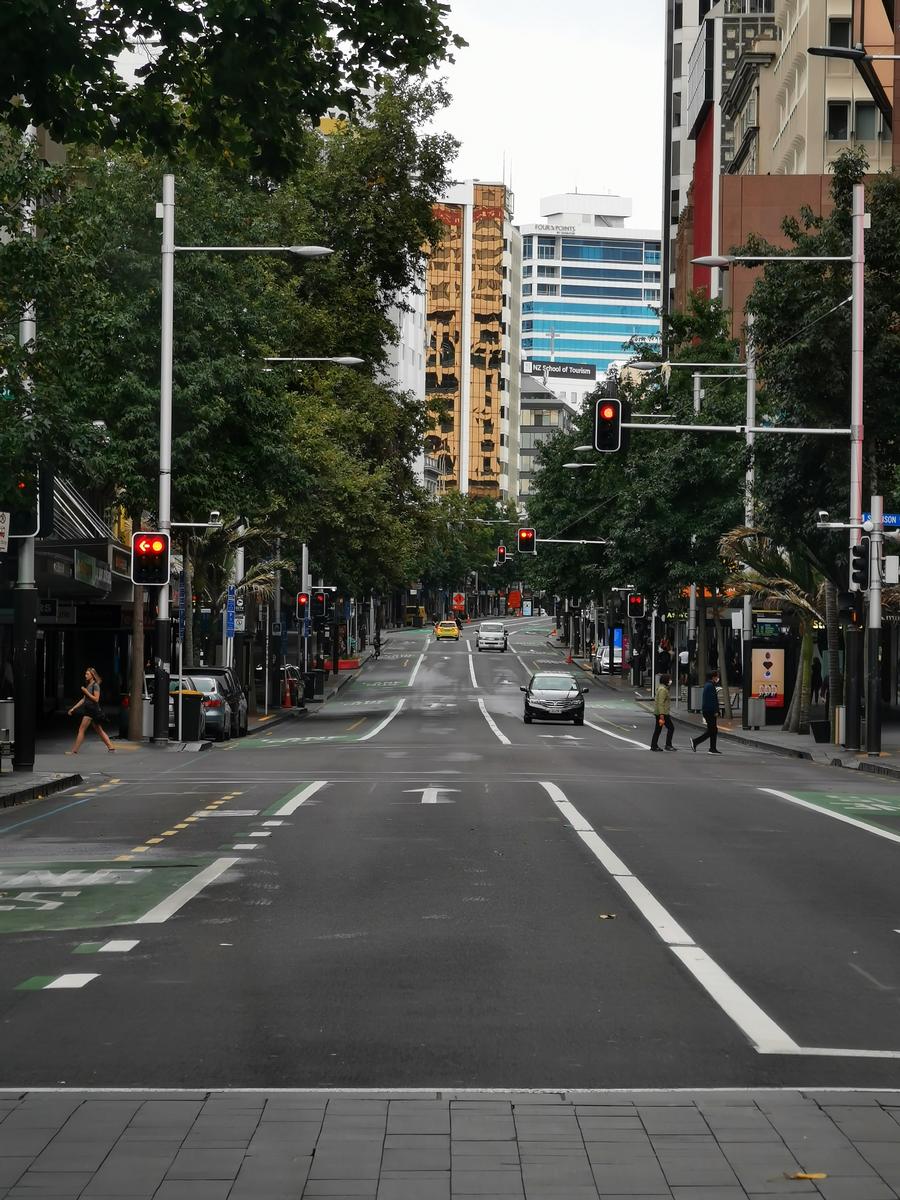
[526,360,597,381]
[532,223,576,233]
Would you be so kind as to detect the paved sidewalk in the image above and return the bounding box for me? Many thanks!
[1,1089,900,1198]
[546,635,900,781]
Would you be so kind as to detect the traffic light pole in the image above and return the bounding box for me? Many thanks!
[867,495,883,756]
[154,173,176,744]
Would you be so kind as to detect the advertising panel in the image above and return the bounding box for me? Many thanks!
[751,647,785,708]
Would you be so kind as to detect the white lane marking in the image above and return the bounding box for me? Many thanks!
[45,974,98,989]
[191,809,260,818]
[760,788,900,847]
[409,653,426,687]
[584,718,648,750]
[514,653,531,676]
[404,787,460,805]
[134,857,239,925]
[272,780,328,816]
[233,843,259,850]
[468,648,478,689]
[98,940,138,953]
[249,831,271,838]
[477,698,510,745]
[262,820,285,827]
[357,698,406,741]
[538,781,799,1056]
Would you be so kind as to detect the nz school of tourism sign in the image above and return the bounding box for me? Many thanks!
[525,360,597,381]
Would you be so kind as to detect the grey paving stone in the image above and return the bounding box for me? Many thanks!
[510,1106,570,1116]
[805,1094,882,1107]
[815,1179,898,1200]
[385,1136,448,1151]
[130,1102,204,1128]
[261,1106,326,1123]
[376,1176,449,1200]
[387,1116,451,1135]
[0,1130,54,1157]
[522,1159,595,1187]
[307,1157,382,1180]
[578,1128,651,1143]
[578,1117,644,1134]
[381,1148,450,1172]
[152,1184,232,1200]
[0,1162,29,1189]
[227,1153,312,1199]
[574,1107,638,1117]
[671,1189,747,1200]
[164,1148,245,1180]
[655,1144,740,1187]
[452,1142,525,1158]
[328,1102,388,1116]
[514,1116,581,1140]
[591,1162,670,1193]
[80,1145,179,1196]
[826,1107,900,1141]
[450,1157,521,1173]
[515,1191,599,1200]
[727,1161,818,1193]
[29,1141,118,1173]
[301,1182,377,1197]
[247,1124,321,1153]
[2,1100,82,1128]
[585,1143,660,1164]
[449,1168,522,1195]
[451,1116,515,1142]
[639,1110,711,1137]
[7,1170,92,1190]
[451,1104,513,1115]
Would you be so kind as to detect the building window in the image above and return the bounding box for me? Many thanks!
[855,102,878,140]
[536,283,559,296]
[522,235,533,259]
[523,264,532,276]
[537,265,559,277]
[673,91,682,128]
[827,101,850,140]
[523,284,532,296]
[537,237,556,259]
[828,18,851,49]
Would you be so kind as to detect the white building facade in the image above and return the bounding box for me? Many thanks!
[384,280,431,491]
[517,194,662,409]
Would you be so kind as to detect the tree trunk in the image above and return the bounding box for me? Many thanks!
[824,581,842,737]
[183,536,194,667]
[711,598,730,717]
[127,584,145,741]
[782,624,813,734]
[696,586,708,688]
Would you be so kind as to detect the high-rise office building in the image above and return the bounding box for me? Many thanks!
[424,181,521,500]
[517,194,662,409]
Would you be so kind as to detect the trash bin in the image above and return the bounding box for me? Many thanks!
[810,719,831,743]
[302,672,316,701]
[0,700,14,746]
[746,697,766,729]
[313,669,325,698]
[141,698,154,739]
[689,686,704,713]
[172,690,204,741]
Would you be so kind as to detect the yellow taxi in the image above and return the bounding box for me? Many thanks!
[434,620,461,640]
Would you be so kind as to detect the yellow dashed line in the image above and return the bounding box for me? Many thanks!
[346,718,366,732]
[161,830,178,837]
[174,823,189,830]
[184,816,199,823]
[131,846,150,853]
[146,837,164,845]
[114,854,133,861]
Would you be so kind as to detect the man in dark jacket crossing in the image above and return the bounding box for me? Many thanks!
[691,671,722,754]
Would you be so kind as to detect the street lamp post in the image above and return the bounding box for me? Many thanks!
[693,179,868,748]
[155,173,332,742]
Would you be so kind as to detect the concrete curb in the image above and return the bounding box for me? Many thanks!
[0,771,83,810]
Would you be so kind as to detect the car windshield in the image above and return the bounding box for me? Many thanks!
[532,674,578,690]
[438,622,456,629]
[481,623,504,632]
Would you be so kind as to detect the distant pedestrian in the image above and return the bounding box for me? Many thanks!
[657,640,672,675]
[691,671,722,755]
[811,657,823,705]
[650,673,676,752]
[67,667,115,754]
[678,648,689,686]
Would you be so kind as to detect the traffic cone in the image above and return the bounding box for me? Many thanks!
[282,678,293,708]
[565,651,574,664]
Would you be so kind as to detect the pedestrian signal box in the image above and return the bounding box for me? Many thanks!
[131,531,171,585]
[517,527,536,555]
[850,538,870,592]
[627,592,646,618]
[296,592,310,619]
[594,397,623,452]
[497,545,506,564]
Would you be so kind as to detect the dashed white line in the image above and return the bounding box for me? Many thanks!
[357,698,406,741]
[98,940,139,953]
[272,780,328,816]
[583,718,648,750]
[45,974,99,989]
[409,652,427,687]
[540,780,900,1060]
[477,698,510,745]
[134,857,240,925]
[467,644,479,689]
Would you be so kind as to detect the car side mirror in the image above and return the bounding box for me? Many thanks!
[582,687,589,694]
[520,686,527,692]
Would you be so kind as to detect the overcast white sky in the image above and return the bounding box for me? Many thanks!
[432,0,663,230]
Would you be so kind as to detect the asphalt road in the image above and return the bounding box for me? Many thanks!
[3,617,900,1089]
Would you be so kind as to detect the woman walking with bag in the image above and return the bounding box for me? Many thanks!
[67,667,115,754]
[650,674,676,752]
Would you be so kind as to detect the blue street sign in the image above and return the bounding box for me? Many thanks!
[178,579,186,642]
[226,584,236,638]
[303,618,311,638]
[863,512,900,527]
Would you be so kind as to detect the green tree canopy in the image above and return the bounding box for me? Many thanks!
[2,0,463,176]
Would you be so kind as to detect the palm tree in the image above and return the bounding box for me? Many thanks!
[720,527,823,735]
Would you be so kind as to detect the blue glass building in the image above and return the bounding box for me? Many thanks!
[517,194,662,407]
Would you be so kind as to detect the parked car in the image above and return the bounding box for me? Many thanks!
[183,672,234,741]
[476,622,508,652]
[119,673,207,739]
[521,672,588,725]
[592,645,624,675]
[186,665,248,736]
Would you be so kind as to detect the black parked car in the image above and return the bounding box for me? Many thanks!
[521,672,588,725]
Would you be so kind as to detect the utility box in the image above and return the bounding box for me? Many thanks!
[834,704,846,746]
[689,686,704,713]
[172,691,203,741]
[746,697,766,730]
[0,701,13,746]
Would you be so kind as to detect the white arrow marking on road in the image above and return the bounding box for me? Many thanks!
[403,787,460,805]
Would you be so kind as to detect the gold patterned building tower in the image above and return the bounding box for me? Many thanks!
[424,182,521,500]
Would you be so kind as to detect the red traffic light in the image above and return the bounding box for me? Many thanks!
[599,403,616,421]
[517,527,537,554]
[497,545,506,563]
[296,591,310,618]
[594,396,623,452]
[130,530,170,585]
[627,592,646,617]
